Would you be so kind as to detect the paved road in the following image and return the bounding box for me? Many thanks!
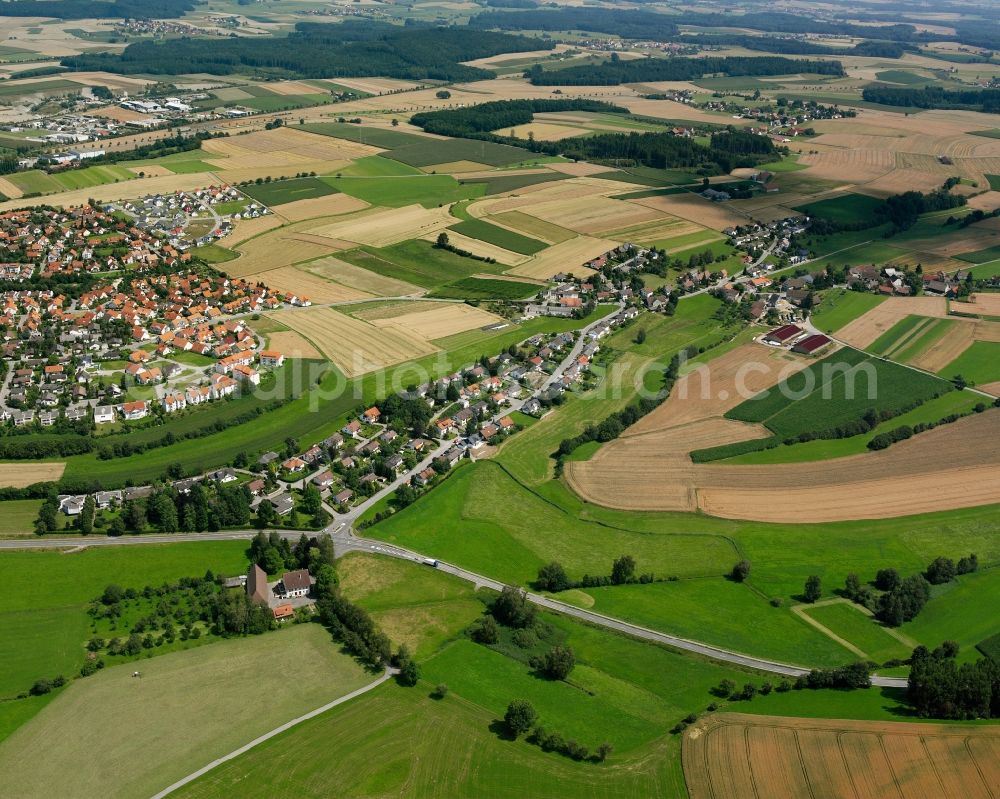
[332,302,624,529]
[1,530,907,689]
[149,666,397,799]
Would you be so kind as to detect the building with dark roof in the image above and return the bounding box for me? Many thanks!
[277,568,312,599]
[246,563,270,606]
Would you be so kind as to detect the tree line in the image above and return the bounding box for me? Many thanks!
[0,0,195,19]
[63,21,550,82]
[410,99,628,138]
[523,56,845,87]
[469,7,680,40]
[678,34,906,59]
[863,85,1000,114]
[908,643,1000,719]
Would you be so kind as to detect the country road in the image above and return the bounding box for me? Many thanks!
[0,529,908,689]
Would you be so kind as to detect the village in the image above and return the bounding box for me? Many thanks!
[0,192,301,426]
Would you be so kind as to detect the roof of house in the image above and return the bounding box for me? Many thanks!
[272,604,295,620]
[765,324,802,342]
[247,563,270,606]
[281,568,312,593]
[793,333,832,353]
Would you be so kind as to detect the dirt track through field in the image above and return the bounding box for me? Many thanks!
[565,342,1000,522]
[684,713,1000,799]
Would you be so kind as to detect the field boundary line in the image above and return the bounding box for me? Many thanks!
[792,602,868,659]
[149,667,395,799]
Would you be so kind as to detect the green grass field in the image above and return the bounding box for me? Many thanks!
[794,193,885,226]
[324,174,484,208]
[723,346,951,440]
[938,341,1000,384]
[428,277,539,300]
[301,122,430,150]
[7,164,135,195]
[802,602,912,664]
[449,217,548,255]
[0,499,42,536]
[462,170,569,195]
[191,243,238,263]
[389,137,534,168]
[811,290,886,333]
[985,174,1000,191]
[0,542,247,699]
[338,240,506,288]
[0,624,371,799]
[240,177,338,206]
[337,156,423,177]
[869,315,926,355]
[956,244,1000,263]
[902,569,1000,659]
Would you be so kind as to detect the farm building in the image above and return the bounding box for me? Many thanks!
[792,334,833,355]
[246,564,270,606]
[277,569,312,599]
[762,325,805,346]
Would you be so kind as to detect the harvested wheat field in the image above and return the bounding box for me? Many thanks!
[127,164,172,177]
[0,173,214,213]
[271,193,368,223]
[225,229,339,278]
[420,160,491,174]
[332,77,425,94]
[252,265,372,304]
[351,301,443,321]
[567,411,1000,521]
[835,296,950,347]
[0,462,65,487]
[370,303,502,340]
[797,148,896,183]
[0,177,24,199]
[684,713,1000,799]
[969,293,1000,315]
[214,162,351,185]
[203,127,379,164]
[263,330,322,360]
[267,307,437,377]
[259,80,320,96]
[506,236,614,280]
[605,216,708,244]
[910,318,1000,372]
[477,177,636,215]
[625,345,813,436]
[500,122,584,141]
[217,214,284,247]
[311,204,452,248]
[628,194,748,231]
[547,161,614,177]
[565,342,1000,521]
[302,257,422,297]
[523,195,662,234]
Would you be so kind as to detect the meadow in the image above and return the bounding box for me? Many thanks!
[449,217,548,255]
[0,542,247,699]
[810,290,886,334]
[801,601,912,664]
[428,276,539,300]
[337,240,507,289]
[240,176,338,206]
[7,164,135,195]
[794,193,885,226]
[0,498,42,535]
[0,625,371,799]
[939,340,1000,384]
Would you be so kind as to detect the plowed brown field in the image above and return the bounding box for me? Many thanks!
[684,713,1000,799]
